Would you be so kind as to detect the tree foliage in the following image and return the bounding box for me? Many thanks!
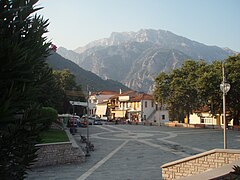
[38,71,65,113]
[154,54,240,124]
[226,55,240,125]
[0,0,55,178]
[53,69,77,91]
[39,107,58,130]
[52,69,85,113]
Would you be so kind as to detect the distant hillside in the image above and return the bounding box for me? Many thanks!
[57,29,237,92]
[46,52,130,92]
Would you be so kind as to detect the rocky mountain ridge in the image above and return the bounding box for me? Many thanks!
[57,29,236,92]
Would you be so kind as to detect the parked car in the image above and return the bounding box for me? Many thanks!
[89,115,100,120]
[88,119,94,125]
[94,120,102,125]
[67,117,78,127]
[77,118,87,128]
[100,116,108,121]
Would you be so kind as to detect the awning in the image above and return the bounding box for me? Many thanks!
[96,105,107,116]
[128,109,141,113]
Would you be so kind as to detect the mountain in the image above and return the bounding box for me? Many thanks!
[46,52,130,92]
[125,48,191,91]
[57,29,236,92]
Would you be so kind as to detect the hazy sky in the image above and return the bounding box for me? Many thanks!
[37,0,240,52]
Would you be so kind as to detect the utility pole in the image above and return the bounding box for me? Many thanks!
[86,85,90,156]
[220,61,230,149]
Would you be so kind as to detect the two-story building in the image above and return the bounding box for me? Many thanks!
[89,90,169,125]
[88,90,119,119]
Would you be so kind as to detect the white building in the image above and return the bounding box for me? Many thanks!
[88,90,119,119]
[88,90,169,124]
[189,106,233,127]
[109,91,169,124]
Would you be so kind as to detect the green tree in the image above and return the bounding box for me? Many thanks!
[154,72,170,104]
[154,55,240,126]
[154,60,206,122]
[53,69,85,113]
[39,72,65,113]
[154,60,219,122]
[196,61,222,116]
[53,69,77,91]
[39,107,58,130]
[226,54,240,125]
[0,0,53,178]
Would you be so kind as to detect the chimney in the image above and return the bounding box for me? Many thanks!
[120,89,122,94]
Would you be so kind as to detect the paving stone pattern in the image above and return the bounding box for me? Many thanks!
[27,125,240,180]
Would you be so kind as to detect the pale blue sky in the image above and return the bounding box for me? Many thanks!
[37,0,240,52]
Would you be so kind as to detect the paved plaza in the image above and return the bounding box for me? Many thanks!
[27,125,240,180]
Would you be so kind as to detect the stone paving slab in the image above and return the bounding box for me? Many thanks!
[27,125,240,180]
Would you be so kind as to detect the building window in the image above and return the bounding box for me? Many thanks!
[145,101,147,108]
[152,101,154,107]
[144,115,146,120]
[162,115,165,120]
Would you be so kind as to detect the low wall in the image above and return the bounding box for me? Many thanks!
[32,142,85,167]
[161,149,240,180]
[164,122,223,129]
[165,122,176,127]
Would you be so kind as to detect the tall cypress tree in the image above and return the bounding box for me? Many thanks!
[0,0,52,178]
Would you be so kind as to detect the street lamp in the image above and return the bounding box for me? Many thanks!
[86,85,91,156]
[220,61,230,149]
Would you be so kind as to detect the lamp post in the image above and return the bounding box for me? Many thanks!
[86,85,91,157]
[220,61,230,149]
[141,99,144,124]
[72,103,75,116]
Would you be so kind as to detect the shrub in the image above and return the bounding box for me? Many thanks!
[0,0,53,178]
[40,107,58,130]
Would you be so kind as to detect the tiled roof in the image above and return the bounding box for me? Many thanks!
[109,90,154,102]
[118,90,136,96]
[193,106,210,113]
[131,93,153,101]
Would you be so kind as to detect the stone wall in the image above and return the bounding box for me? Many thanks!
[32,142,85,167]
[161,149,240,180]
[164,122,208,129]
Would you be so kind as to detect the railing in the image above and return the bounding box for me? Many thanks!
[147,109,157,121]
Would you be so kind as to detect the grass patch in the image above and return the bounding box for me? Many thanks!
[40,129,69,143]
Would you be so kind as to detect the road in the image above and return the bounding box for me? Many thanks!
[27,124,240,180]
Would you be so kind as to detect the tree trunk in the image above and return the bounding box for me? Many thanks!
[233,110,240,125]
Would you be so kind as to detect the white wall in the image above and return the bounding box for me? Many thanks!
[142,100,170,124]
[150,108,169,125]
[189,113,201,124]
[190,112,234,126]
[189,112,217,125]
[142,100,155,121]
